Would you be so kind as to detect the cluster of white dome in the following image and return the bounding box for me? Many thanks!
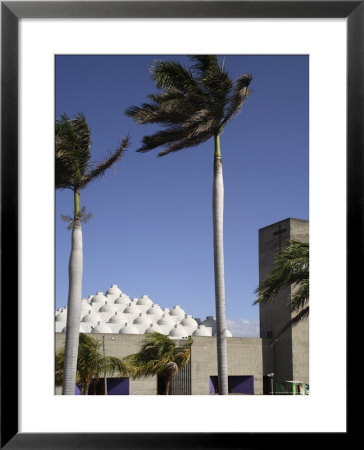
[55,284,233,339]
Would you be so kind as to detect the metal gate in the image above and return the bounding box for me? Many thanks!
[170,359,191,395]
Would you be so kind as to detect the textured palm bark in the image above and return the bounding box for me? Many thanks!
[213,154,229,395]
[62,218,83,395]
[163,361,178,395]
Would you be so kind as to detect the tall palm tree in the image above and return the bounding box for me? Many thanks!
[254,239,309,344]
[55,333,128,395]
[56,113,129,394]
[125,55,252,394]
[123,332,193,395]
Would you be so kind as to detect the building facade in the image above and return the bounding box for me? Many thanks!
[55,218,309,395]
[258,218,309,393]
[55,333,264,395]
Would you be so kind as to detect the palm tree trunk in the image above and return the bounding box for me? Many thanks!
[165,376,172,395]
[84,379,91,395]
[212,134,228,395]
[62,191,83,395]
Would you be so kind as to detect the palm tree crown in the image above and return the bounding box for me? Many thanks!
[56,113,130,216]
[125,55,252,156]
[123,332,193,394]
[254,239,309,343]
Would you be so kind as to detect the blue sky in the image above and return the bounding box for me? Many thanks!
[55,55,308,336]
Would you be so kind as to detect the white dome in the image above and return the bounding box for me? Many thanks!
[119,323,140,335]
[146,304,163,315]
[145,323,163,334]
[157,314,174,326]
[169,324,189,338]
[192,325,211,336]
[181,315,198,327]
[81,310,101,323]
[108,312,124,324]
[106,284,122,296]
[80,301,92,312]
[114,294,130,305]
[213,329,233,337]
[123,303,139,314]
[133,313,150,325]
[91,292,107,305]
[92,322,113,333]
[169,305,185,317]
[55,310,67,322]
[136,295,153,306]
[98,301,116,313]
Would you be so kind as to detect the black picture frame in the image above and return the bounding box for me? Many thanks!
[1,1,356,448]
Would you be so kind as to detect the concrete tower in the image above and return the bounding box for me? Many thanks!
[258,218,309,392]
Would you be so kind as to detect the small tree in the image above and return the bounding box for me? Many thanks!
[123,332,193,395]
[55,333,129,395]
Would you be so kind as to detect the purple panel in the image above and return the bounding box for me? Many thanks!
[75,384,81,395]
[107,377,129,395]
[209,376,218,394]
[230,376,254,394]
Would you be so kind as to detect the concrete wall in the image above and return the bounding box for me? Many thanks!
[55,333,157,395]
[291,317,309,383]
[190,336,263,395]
[258,218,309,385]
[55,333,263,395]
[289,219,309,384]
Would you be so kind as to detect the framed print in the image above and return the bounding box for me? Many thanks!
[1,0,358,447]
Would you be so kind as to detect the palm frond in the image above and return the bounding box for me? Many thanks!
[254,240,309,305]
[80,136,130,188]
[220,73,252,129]
[254,239,309,342]
[55,113,91,190]
[189,55,233,121]
[150,59,199,93]
[270,306,309,346]
[123,332,192,380]
[126,55,252,157]
[126,90,204,127]
[136,126,192,152]
[60,206,93,229]
[136,124,214,155]
[289,280,309,312]
[189,55,220,76]
[156,130,212,157]
[174,348,191,368]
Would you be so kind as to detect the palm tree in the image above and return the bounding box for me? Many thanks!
[56,113,129,394]
[125,55,252,394]
[55,333,128,395]
[254,239,309,344]
[123,332,193,395]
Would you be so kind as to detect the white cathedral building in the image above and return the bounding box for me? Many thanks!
[55,284,233,339]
